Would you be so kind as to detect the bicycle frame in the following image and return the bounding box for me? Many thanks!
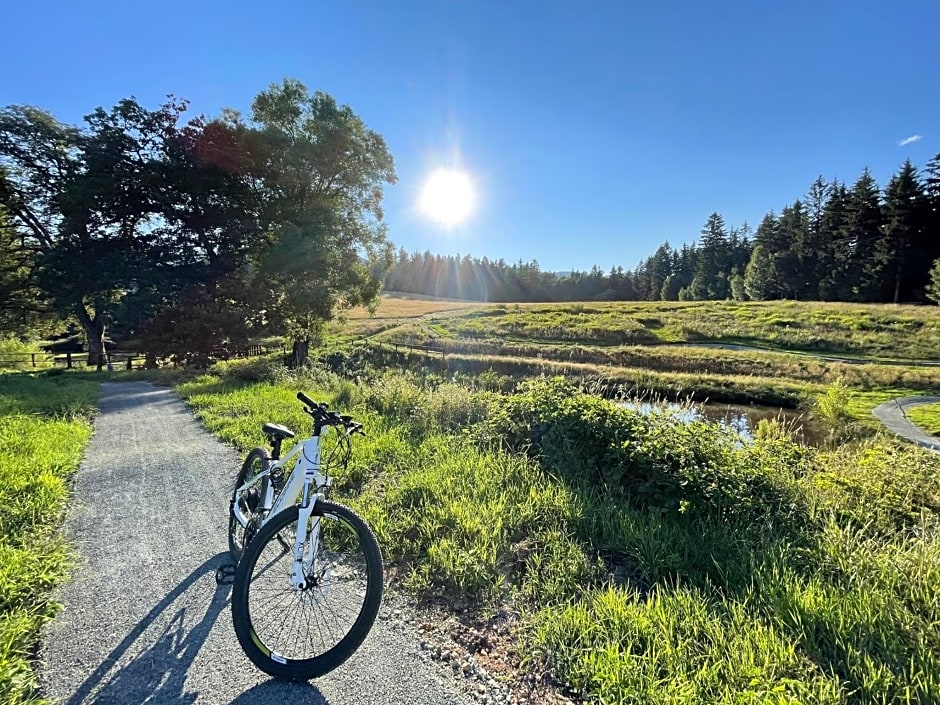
[232,429,333,589]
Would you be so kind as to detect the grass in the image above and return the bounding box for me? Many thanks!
[907,403,940,437]
[180,360,940,704]
[0,372,96,705]
[368,299,940,360]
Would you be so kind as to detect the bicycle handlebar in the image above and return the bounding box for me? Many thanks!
[296,391,364,435]
[297,391,317,408]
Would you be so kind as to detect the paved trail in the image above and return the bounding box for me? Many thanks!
[40,382,474,705]
[872,396,940,454]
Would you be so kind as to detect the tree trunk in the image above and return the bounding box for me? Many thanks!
[290,338,310,369]
[74,304,106,368]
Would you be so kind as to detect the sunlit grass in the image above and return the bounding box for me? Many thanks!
[0,372,96,705]
[368,299,940,359]
[907,403,940,437]
[181,363,940,704]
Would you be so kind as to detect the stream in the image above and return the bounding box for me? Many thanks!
[622,401,821,445]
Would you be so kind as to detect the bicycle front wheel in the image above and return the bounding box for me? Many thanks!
[231,501,383,680]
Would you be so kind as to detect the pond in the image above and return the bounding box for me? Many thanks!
[622,401,822,445]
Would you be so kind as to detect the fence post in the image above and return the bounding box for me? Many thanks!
[126,356,133,370]
[66,352,72,369]
[31,353,36,367]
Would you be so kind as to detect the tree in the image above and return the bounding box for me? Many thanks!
[927,258,940,305]
[0,99,189,365]
[0,205,55,335]
[691,213,730,299]
[242,79,397,366]
[817,181,850,300]
[744,243,776,301]
[730,272,747,301]
[877,160,927,302]
[843,168,884,301]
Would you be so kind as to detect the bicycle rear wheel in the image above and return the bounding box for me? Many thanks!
[229,447,270,562]
[231,501,383,680]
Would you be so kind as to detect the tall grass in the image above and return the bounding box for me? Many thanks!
[181,366,940,704]
[0,373,96,705]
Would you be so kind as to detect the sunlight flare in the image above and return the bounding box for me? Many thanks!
[419,169,474,226]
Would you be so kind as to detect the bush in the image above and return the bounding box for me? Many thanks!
[492,378,810,530]
[0,338,44,371]
[212,356,292,384]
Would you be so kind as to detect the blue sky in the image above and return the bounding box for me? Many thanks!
[2,0,938,272]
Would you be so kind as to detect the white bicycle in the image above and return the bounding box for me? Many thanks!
[226,391,383,680]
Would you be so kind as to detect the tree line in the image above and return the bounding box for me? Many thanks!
[386,157,940,304]
[0,79,395,365]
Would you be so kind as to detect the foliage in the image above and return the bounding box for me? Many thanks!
[0,374,96,704]
[927,258,940,305]
[181,367,940,703]
[0,98,196,364]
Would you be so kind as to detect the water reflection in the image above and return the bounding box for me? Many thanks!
[622,401,819,445]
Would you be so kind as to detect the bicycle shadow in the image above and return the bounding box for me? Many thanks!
[61,553,329,705]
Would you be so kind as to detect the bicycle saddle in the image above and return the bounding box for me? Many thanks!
[262,423,295,439]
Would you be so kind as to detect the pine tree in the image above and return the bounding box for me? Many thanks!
[844,168,884,301]
[692,213,730,299]
[927,258,940,305]
[818,181,850,300]
[878,160,927,302]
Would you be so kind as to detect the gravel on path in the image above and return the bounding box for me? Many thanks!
[39,382,477,705]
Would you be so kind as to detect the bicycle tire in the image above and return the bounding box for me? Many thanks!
[231,501,383,680]
[229,447,270,562]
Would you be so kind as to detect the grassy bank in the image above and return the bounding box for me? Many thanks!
[180,359,940,704]
[400,300,940,360]
[907,403,940,437]
[0,373,96,705]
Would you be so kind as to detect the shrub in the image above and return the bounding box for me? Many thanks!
[491,378,810,531]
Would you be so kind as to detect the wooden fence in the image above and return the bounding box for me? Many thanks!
[0,344,274,370]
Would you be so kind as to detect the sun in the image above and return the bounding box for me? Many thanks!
[419,169,474,226]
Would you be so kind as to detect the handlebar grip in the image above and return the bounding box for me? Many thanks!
[297,391,317,408]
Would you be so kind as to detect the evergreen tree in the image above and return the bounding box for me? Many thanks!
[878,160,927,302]
[818,181,850,300]
[692,213,730,299]
[843,168,884,301]
[927,258,940,305]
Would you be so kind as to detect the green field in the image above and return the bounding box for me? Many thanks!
[333,297,940,425]
[0,373,96,705]
[360,299,940,359]
[908,403,940,437]
[176,356,940,704]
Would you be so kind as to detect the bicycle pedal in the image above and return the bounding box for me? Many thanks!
[215,563,236,585]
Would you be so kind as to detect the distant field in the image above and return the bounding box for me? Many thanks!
[362,297,940,360]
[346,292,479,319]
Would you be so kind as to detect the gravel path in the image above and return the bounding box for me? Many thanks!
[872,396,940,454]
[40,382,476,705]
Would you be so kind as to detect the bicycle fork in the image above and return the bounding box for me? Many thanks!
[291,474,321,590]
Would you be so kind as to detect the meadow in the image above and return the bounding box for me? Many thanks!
[0,373,96,705]
[176,355,940,704]
[355,297,940,360]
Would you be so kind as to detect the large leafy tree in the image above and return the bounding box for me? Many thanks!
[0,205,55,335]
[237,79,397,366]
[0,99,188,365]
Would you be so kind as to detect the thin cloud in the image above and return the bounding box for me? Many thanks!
[898,134,923,147]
